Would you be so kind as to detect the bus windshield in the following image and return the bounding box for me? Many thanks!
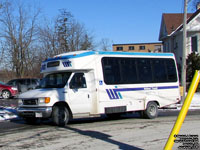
[39,72,72,88]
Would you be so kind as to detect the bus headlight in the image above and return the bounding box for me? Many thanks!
[38,97,50,104]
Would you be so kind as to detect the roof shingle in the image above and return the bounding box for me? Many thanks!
[163,13,193,35]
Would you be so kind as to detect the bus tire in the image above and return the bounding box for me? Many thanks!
[144,102,158,119]
[52,105,69,126]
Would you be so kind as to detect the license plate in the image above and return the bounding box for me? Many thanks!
[35,112,42,117]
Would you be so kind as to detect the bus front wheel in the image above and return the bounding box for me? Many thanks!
[52,105,69,126]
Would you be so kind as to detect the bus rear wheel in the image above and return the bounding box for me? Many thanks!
[143,102,158,119]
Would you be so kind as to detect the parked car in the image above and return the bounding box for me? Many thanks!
[0,81,18,99]
[7,78,40,93]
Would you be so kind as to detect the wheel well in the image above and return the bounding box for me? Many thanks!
[146,101,160,108]
[153,101,160,107]
[2,89,10,92]
[53,102,73,119]
[1,89,11,95]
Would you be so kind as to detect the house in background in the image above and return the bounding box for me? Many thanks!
[113,42,163,53]
[159,8,200,65]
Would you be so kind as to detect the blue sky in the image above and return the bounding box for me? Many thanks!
[31,0,194,47]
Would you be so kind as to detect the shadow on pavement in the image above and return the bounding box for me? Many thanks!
[65,126,144,150]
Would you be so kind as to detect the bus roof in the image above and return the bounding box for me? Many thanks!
[43,50,174,63]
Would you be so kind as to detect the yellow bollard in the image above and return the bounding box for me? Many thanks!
[164,70,200,150]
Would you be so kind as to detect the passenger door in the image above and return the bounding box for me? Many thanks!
[67,73,91,114]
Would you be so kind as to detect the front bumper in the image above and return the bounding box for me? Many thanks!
[17,106,52,118]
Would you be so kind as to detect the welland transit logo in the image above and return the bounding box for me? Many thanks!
[63,60,72,67]
[106,86,179,100]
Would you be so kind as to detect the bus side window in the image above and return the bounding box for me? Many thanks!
[137,59,153,83]
[166,59,177,82]
[152,59,167,83]
[70,73,87,89]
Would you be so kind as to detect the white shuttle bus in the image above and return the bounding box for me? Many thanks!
[17,51,180,126]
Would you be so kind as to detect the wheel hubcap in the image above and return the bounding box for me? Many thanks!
[149,105,156,116]
[2,91,9,98]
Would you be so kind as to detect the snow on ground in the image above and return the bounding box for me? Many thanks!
[0,106,18,122]
[190,92,200,106]
[176,92,200,110]
[0,93,200,122]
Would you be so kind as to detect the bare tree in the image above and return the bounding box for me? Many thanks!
[55,9,72,53]
[39,9,94,57]
[80,34,94,50]
[68,21,94,51]
[99,38,111,51]
[38,20,58,58]
[0,1,41,78]
[0,41,5,67]
[0,3,95,79]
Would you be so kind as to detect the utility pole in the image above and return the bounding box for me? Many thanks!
[181,0,187,103]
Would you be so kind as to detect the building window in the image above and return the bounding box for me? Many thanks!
[139,46,145,50]
[154,45,161,52]
[116,47,123,51]
[191,36,198,52]
[129,46,134,50]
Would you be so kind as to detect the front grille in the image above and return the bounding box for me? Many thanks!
[23,99,38,105]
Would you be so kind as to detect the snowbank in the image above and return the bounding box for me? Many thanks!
[191,92,200,106]
[0,106,18,122]
[174,92,200,110]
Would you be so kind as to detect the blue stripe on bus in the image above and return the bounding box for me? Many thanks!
[98,51,174,57]
[106,85,179,100]
[43,51,174,63]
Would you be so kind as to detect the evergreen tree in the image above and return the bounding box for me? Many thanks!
[186,52,200,82]
[55,9,72,53]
